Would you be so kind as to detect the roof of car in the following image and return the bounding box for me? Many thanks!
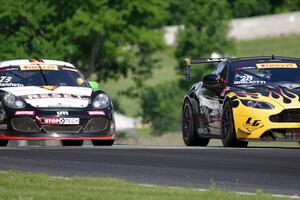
[228,56,300,62]
[0,59,76,68]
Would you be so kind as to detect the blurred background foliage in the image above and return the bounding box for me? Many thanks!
[1,0,300,135]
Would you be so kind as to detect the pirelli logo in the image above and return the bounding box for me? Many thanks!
[20,65,58,70]
[256,63,298,69]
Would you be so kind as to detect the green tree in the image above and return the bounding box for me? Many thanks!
[229,0,271,18]
[0,0,168,81]
[175,0,233,71]
[275,0,300,12]
[140,81,185,135]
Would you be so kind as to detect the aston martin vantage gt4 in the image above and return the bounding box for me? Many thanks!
[182,56,300,147]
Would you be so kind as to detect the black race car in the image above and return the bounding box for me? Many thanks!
[0,59,115,146]
[182,56,300,147]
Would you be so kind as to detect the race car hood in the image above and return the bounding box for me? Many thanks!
[231,83,300,108]
[1,86,92,108]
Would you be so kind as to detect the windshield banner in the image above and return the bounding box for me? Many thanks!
[20,65,58,70]
[256,63,297,69]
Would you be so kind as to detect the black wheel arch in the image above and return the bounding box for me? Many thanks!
[183,93,200,115]
[183,93,202,135]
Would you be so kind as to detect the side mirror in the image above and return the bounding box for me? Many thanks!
[203,74,219,86]
[88,81,100,91]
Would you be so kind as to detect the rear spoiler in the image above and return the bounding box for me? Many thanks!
[184,58,227,81]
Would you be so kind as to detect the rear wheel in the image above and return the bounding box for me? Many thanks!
[221,101,248,147]
[182,100,209,146]
[0,140,8,147]
[92,140,114,146]
[61,140,83,146]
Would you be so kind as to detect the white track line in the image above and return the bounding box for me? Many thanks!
[139,183,300,199]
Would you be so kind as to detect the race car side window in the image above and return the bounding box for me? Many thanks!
[219,65,228,81]
[213,62,228,86]
[214,62,226,75]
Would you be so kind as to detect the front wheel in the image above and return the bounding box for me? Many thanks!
[182,100,209,146]
[221,101,248,147]
[61,140,83,146]
[0,140,8,147]
[92,140,114,146]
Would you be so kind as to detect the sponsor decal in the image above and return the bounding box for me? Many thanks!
[24,93,89,100]
[0,76,24,87]
[88,111,106,116]
[15,111,35,116]
[39,86,58,91]
[20,65,58,71]
[256,63,297,69]
[40,117,80,125]
[0,83,23,87]
[57,111,69,115]
[234,75,266,85]
[234,66,256,71]
[243,117,264,132]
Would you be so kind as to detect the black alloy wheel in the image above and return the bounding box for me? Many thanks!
[221,101,248,147]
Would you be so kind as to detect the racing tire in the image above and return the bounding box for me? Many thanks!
[61,140,84,146]
[182,99,209,146]
[221,101,248,147]
[92,140,114,146]
[0,139,8,147]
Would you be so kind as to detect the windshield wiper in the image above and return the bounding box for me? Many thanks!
[37,64,48,85]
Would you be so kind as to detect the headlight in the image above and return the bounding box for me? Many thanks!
[2,93,26,108]
[240,99,274,109]
[92,93,110,109]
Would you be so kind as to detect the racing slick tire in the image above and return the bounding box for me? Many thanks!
[221,101,248,147]
[61,140,84,146]
[182,99,209,146]
[0,139,8,147]
[92,140,114,146]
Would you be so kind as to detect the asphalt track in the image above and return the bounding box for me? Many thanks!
[0,146,299,196]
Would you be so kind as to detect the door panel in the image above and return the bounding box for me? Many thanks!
[195,84,222,136]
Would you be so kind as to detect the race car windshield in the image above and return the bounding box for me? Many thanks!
[0,68,89,88]
[230,60,300,86]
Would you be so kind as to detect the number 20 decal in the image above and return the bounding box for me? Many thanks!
[240,75,253,82]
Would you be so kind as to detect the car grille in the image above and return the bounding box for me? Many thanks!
[82,117,108,133]
[261,129,300,140]
[269,109,300,123]
[11,117,40,132]
[42,125,82,133]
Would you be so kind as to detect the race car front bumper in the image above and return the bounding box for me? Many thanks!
[0,108,116,140]
[233,107,300,141]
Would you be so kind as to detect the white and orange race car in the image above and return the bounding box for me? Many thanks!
[0,59,115,146]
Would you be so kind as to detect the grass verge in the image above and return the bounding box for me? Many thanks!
[234,34,300,57]
[0,171,293,200]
